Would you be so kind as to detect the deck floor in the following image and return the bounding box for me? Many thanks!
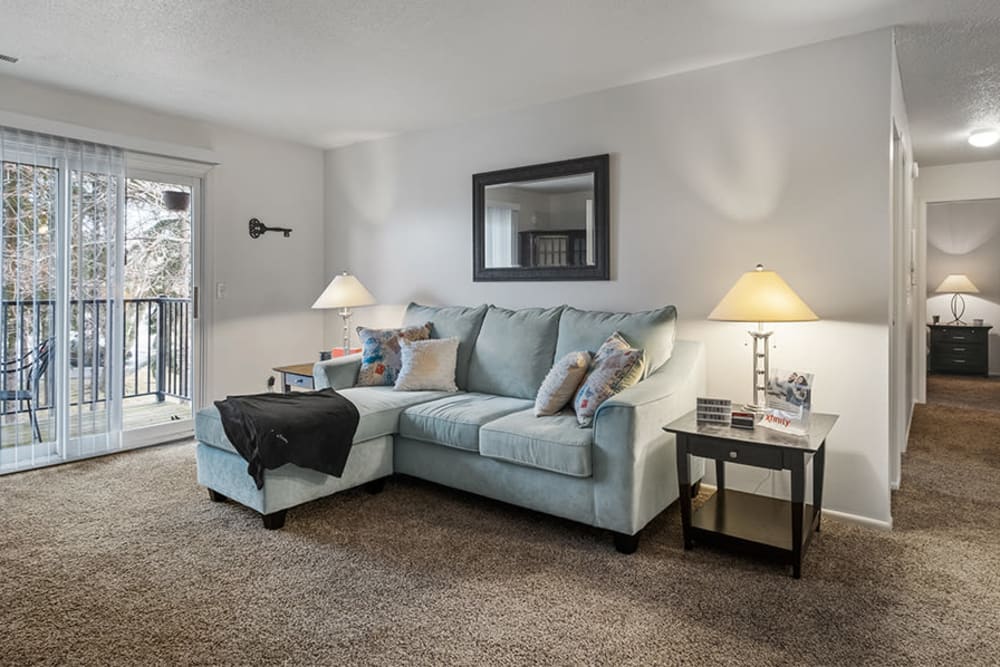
[0,396,191,449]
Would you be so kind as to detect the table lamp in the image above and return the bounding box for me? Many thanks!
[312,272,376,353]
[709,264,818,411]
[934,274,979,325]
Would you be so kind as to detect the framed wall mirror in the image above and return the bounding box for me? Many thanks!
[473,154,610,281]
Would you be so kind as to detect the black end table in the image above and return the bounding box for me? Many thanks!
[664,411,838,578]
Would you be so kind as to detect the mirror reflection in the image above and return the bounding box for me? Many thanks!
[483,174,596,269]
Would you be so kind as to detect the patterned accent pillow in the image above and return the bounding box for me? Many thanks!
[394,338,460,392]
[356,323,431,387]
[573,332,645,427]
[535,351,592,416]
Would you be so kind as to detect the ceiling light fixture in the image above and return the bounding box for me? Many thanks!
[0,53,18,64]
[968,129,1000,148]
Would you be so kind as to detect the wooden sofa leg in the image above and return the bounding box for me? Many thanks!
[612,530,641,554]
[208,489,228,503]
[364,478,386,495]
[262,510,287,530]
[690,481,702,499]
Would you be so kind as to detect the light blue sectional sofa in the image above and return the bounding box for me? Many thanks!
[195,303,705,552]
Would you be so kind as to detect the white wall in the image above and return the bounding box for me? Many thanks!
[916,160,1000,387]
[0,73,326,401]
[325,31,896,526]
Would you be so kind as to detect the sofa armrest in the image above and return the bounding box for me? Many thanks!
[590,339,706,534]
[313,354,363,390]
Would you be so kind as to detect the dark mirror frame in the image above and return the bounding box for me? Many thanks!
[472,153,610,282]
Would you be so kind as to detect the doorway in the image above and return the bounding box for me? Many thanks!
[923,198,1000,411]
[120,173,199,448]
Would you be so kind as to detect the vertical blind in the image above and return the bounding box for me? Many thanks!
[0,126,125,471]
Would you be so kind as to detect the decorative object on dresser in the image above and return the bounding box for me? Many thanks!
[934,274,980,325]
[311,271,377,353]
[928,324,992,376]
[472,154,610,282]
[664,410,839,579]
[708,264,818,412]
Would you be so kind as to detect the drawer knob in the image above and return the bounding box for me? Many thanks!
[729,451,738,459]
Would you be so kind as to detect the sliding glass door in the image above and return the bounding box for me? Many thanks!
[0,128,125,471]
[121,171,197,446]
[1,129,202,473]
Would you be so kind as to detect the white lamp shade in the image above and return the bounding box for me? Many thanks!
[934,274,979,294]
[312,272,376,309]
[709,265,818,323]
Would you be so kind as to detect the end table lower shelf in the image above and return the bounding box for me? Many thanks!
[690,489,820,563]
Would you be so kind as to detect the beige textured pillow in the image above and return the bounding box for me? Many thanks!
[394,337,460,392]
[535,351,592,416]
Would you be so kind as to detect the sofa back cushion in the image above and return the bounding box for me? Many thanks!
[403,303,488,390]
[554,305,677,377]
[467,306,564,399]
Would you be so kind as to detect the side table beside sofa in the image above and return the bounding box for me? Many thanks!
[195,302,705,552]
[664,411,838,578]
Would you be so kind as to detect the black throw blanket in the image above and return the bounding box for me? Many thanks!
[214,388,360,489]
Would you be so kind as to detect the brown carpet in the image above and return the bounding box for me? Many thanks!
[926,373,1000,413]
[2,403,999,665]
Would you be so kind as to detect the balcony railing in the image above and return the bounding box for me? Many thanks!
[0,297,192,416]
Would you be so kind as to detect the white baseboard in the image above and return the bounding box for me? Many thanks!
[698,484,893,531]
[820,508,892,531]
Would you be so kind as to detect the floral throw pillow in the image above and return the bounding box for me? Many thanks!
[356,323,431,387]
[573,332,645,427]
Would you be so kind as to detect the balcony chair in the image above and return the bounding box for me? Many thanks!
[0,337,54,443]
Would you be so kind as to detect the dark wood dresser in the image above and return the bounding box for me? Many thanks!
[928,324,992,376]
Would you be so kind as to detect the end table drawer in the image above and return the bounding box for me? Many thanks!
[287,374,314,389]
[687,438,784,469]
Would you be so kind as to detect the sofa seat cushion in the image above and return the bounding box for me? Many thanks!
[399,393,533,452]
[479,409,593,478]
[196,387,450,454]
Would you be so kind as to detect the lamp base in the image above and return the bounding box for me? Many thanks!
[949,293,968,326]
[339,307,353,353]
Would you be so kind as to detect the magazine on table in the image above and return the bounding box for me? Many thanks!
[761,369,813,436]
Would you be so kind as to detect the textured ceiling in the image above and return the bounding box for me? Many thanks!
[897,13,1000,166]
[0,0,999,159]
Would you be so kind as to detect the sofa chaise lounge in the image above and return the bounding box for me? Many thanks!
[195,303,705,552]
